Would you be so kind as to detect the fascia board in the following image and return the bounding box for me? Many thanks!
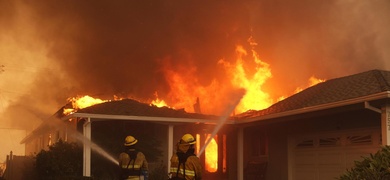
[61,112,235,124]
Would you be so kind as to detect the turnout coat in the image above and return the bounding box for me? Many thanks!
[169,142,202,180]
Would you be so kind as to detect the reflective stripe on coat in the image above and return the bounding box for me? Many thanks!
[119,151,148,180]
[170,153,202,180]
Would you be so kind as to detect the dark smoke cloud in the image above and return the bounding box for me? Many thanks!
[1,0,390,129]
[22,0,257,98]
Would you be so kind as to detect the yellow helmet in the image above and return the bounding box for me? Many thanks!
[124,135,138,146]
[181,134,196,145]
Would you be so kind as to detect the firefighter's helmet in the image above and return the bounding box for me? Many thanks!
[181,134,196,145]
[124,135,138,146]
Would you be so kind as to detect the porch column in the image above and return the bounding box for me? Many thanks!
[237,127,244,180]
[83,118,91,177]
[168,124,174,174]
[381,104,390,145]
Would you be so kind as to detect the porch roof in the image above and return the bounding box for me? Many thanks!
[74,98,219,121]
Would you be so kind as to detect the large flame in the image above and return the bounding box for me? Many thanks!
[150,37,327,115]
[153,37,274,115]
[218,37,273,113]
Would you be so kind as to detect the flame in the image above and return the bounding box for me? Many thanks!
[295,76,326,93]
[155,37,274,115]
[63,95,108,115]
[151,39,326,115]
[275,76,326,102]
[148,36,327,115]
[159,60,221,114]
[151,92,169,108]
[219,37,273,113]
[309,76,326,86]
[205,134,218,173]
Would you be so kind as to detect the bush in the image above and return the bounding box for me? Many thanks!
[337,146,390,180]
[34,140,83,179]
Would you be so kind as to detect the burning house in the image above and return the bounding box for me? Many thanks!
[2,1,390,179]
[15,69,390,180]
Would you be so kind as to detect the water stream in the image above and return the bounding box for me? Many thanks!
[198,89,245,157]
[50,117,119,165]
[68,128,119,165]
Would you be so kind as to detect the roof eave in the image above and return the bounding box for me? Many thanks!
[237,91,390,124]
[61,112,234,124]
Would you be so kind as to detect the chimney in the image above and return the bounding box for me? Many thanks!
[193,97,201,114]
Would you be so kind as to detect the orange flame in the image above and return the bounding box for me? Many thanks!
[295,76,326,93]
[150,92,169,108]
[205,134,218,173]
[219,37,273,113]
[159,61,222,114]
[149,36,326,115]
[276,76,326,102]
[154,37,274,115]
[63,95,108,115]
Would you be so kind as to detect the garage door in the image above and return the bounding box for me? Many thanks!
[289,129,381,180]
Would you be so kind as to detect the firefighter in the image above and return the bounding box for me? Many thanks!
[119,135,148,180]
[169,133,202,180]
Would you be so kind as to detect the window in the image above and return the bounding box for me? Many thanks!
[319,137,341,147]
[296,139,314,148]
[347,135,372,145]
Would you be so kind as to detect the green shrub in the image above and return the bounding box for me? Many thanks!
[337,146,390,180]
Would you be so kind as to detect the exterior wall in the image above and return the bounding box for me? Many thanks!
[243,109,381,180]
[226,128,238,180]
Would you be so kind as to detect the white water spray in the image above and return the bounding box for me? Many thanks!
[198,89,245,157]
[37,116,119,165]
[69,129,119,165]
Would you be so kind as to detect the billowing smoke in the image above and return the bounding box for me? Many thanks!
[0,0,389,130]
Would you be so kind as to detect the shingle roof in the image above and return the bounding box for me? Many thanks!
[235,69,390,119]
[76,98,218,120]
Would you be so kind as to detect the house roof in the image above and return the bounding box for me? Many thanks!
[76,69,390,123]
[20,99,219,144]
[75,98,219,120]
[235,69,390,120]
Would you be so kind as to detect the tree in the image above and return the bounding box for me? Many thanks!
[337,146,390,180]
[35,140,83,180]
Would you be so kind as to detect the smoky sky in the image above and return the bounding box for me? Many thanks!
[27,0,254,97]
[1,0,390,129]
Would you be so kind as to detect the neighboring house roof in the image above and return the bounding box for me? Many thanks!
[235,69,390,121]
